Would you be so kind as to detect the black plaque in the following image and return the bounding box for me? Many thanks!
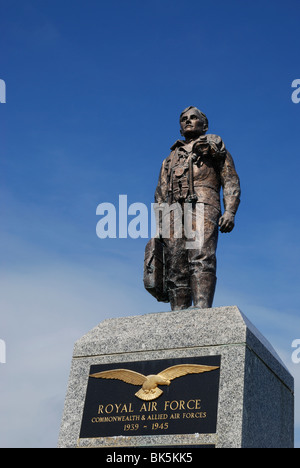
[80,355,221,439]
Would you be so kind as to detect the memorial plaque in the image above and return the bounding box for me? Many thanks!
[79,356,221,440]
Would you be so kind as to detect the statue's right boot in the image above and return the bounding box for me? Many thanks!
[168,287,192,311]
[190,272,217,309]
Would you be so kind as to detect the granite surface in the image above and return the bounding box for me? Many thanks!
[58,306,294,448]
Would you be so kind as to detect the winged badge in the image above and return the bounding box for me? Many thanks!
[90,364,219,401]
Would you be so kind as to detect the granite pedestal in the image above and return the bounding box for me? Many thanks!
[58,306,294,448]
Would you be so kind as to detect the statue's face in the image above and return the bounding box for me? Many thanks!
[180,109,204,139]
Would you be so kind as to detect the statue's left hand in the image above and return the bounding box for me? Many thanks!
[219,211,235,233]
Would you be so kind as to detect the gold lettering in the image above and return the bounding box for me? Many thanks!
[171,401,179,411]
[128,403,134,413]
[151,402,157,412]
[120,403,134,413]
[140,403,147,412]
[165,398,202,412]
[179,400,185,410]
[164,400,185,411]
[139,402,158,412]
[115,403,122,413]
[120,404,127,413]
[195,399,201,410]
[105,404,114,414]
[147,413,168,421]
[187,399,195,410]
[97,402,135,414]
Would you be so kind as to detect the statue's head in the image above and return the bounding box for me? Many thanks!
[179,106,208,139]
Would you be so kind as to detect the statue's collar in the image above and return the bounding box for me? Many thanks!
[170,138,200,152]
[170,139,185,151]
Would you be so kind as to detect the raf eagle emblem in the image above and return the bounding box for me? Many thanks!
[90,364,219,401]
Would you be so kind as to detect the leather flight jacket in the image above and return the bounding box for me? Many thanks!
[155,134,241,215]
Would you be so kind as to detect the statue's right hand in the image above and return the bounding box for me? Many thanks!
[219,211,235,233]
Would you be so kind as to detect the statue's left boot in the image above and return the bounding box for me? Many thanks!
[168,287,192,311]
[190,273,217,309]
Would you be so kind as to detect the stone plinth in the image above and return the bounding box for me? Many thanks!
[58,306,294,448]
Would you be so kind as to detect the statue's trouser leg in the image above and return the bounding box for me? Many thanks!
[188,204,220,308]
[161,204,192,310]
[163,236,192,310]
[163,203,220,310]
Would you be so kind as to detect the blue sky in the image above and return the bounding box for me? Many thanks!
[0,0,300,448]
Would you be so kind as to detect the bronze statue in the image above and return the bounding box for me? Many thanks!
[144,106,241,311]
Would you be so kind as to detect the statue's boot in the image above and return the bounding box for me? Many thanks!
[168,287,192,311]
[190,273,217,309]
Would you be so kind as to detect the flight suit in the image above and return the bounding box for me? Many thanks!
[154,134,241,310]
